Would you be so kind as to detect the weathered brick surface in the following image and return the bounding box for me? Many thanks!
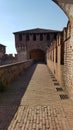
[52,0,73,98]
[46,19,73,98]
[0,60,33,86]
[0,63,72,130]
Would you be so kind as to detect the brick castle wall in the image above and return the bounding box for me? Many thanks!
[46,21,73,98]
[0,60,33,86]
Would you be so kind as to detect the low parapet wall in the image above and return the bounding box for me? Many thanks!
[0,60,33,86]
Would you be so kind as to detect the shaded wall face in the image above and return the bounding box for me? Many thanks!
[14,32,55,54]
[0,60,33,86]
[25,33,53,53]
[0,46,6,58]
[14,32,57,63]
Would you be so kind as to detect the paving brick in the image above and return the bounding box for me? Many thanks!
[0,64,73,130]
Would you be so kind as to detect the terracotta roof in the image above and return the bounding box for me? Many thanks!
[13,28,60,34]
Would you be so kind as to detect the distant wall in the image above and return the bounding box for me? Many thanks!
[0,59,33,86]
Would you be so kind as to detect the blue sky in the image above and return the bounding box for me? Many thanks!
[0,0,68,54]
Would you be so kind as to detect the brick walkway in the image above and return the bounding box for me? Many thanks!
[0,64,73,130]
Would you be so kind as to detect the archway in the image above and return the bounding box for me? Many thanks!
[29,49,45,63]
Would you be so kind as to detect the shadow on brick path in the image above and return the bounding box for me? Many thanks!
[0,64,37,130]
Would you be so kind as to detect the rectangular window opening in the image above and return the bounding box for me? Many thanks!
[40,34,43,41]
[19,33,22,41]
[47,34,50,40]
[33,34,36,41]
[26,34,29,41]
